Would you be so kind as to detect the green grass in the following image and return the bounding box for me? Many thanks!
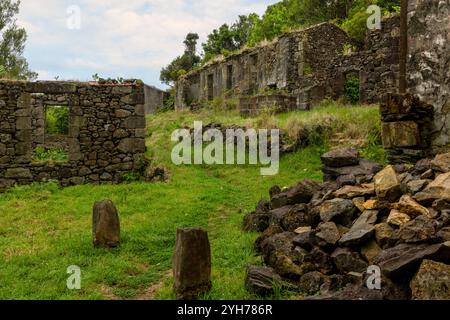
[0,102,384,300]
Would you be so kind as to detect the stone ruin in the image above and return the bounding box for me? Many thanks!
[381,0,450,163]
[175,18,400,114]
[0,80,147,192]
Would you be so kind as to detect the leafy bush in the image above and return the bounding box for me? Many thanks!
[345,77,360,104]
[46,106,69,135]
[33,147,68,163]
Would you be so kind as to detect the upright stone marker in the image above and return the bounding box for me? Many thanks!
[173,228,211,300]
[92,200,121,248]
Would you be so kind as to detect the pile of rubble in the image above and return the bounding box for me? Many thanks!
[243,148,450,300]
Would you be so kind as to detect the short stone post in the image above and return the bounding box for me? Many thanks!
[92,200,121,248]
[173,228,212,300]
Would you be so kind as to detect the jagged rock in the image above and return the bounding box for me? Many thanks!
[260,232,306,280]
[361,240,382,264]
[420,169,434,180]
[316,222,341,245]
[280,204,313,231]
[243,211,271,232]
[294,226,312,234]
[299,272,328,295]
[415,172,450,205]
[270,180,321,209]
[310,247,334,274]
[437,227,450,242]
[334,184,375,199]
[412,158,432,175]
[374,165,402,202]
[319,198,356,226]
[254,225,284,253]
[336,174,356,187]
[410,260,450,300]
[321,148,360,168]
[387,209,411,227]
[373,242,450,280]
[339,210,378,246]
[269,205,294,227]
[433,199,450,212]
[353,197,366,212]
[269,185,282,198]
[293,231,324,251]
[331,247,368,274]
[245,266,283,297]
[407,179,429,194]
[431,153,450,173]
[256,199,271,212]
[375,223,395,248]
[394,195,432,218]
[323,160,382,182]
[393,216,437,244]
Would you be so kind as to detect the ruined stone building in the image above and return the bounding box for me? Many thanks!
[176,0,449,162]
[0,80,147,192]
[175,18,401,114]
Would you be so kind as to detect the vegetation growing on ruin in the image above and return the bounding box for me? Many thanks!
[160,0,401,83]
[0,101,384,300]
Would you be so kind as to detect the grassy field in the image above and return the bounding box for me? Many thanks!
[0,103,384,300]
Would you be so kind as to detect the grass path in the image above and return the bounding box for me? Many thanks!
[0,105,381,299]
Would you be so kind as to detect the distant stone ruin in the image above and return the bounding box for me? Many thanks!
[144,84,167,114]
[0,80,147,192]
[174,18,401,114]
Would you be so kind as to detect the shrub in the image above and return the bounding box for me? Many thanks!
[345,77,360,104]
[46,106,69,135]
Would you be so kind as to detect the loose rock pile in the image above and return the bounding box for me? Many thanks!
[243,148,450,300]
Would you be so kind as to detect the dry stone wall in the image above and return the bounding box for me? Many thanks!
[381,0,450,163]
[175,18,401,113]
[0,80,146,192]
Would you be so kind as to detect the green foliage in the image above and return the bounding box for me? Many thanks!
[160,89,175,113]
[45,105,69,135]
[160,33,200,86]
[345,77,360,104]
[202,15,257,63]
[33,147,68,163]
[0,0,37,80]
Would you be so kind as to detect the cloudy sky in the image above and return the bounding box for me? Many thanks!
[17,0,278,89]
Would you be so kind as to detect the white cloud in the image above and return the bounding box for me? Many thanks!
[17,0,278,87]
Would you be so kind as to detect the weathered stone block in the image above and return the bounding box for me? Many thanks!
[173,228,211,300]
[92,199,120,248]
[382,121,420,148]
[117,138,145,153]
[5,168,32,179]
[123,116,146,129]
[16,117,31,130]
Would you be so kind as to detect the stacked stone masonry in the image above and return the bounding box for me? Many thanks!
[0,80,146,192]
[380,0,450,163]
[175,18,400,114]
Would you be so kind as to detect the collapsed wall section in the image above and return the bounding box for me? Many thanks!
[0,80,146,192]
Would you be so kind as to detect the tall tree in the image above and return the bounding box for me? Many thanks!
[160,33,200,86]
[0,0,37,80]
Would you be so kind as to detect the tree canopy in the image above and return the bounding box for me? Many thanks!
[0,0,37,80]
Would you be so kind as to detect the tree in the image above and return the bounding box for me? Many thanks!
[0,0,37,80]
[160,33,200,86]
[202,14,257,62]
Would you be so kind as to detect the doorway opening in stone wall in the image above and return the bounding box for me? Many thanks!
[33,105,70,163]
[207,74,214,101]
[226,65,233,90]
[344,71,361,104]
